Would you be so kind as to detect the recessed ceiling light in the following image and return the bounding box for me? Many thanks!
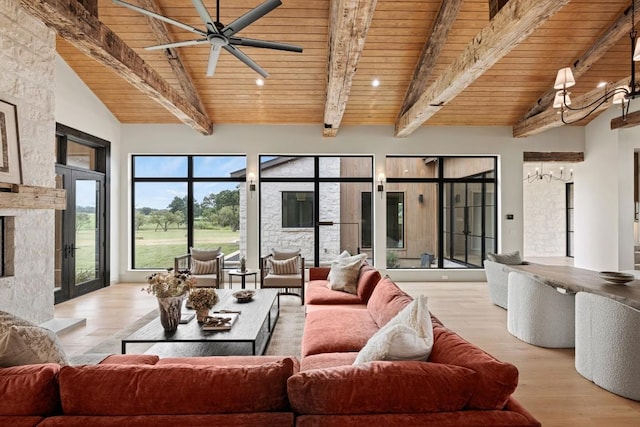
[256,78,265,86]
[371,79,380,87]
[597,81,607,88]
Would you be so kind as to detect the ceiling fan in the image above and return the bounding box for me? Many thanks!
[112,0,303,78]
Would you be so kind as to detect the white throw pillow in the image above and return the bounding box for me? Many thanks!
[354,295,433,365]
[190,247,221,261]
[268,256,299,275]
[327,250,351,283]
[328,253,367,294]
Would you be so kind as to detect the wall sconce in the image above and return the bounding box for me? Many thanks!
[377,173,385,192]
[247,172,256,192]
[418,194,424,203]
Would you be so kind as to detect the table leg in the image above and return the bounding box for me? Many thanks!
[241,276,246,289]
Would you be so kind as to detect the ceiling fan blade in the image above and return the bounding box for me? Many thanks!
[113,0,206,36]
[206,44,222,77]
[145,38,209,51]
[229,37,303,53]
[191,0,218,34]
[223,45,269,78]
[222,0,282,37]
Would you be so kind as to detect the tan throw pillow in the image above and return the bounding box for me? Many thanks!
[328,253,367,295]
[191,258,216,275]
[191,247,221,261]
[269,256,299,275]
[272,249,301,261]
[0,324,69,367]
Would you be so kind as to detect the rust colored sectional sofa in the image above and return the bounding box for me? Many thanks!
[298,264,541,426]
[0,263,540,426]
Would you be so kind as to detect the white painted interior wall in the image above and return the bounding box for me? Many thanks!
[54,55,122,283]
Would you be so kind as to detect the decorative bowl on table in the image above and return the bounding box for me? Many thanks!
[232,290,255,303]
[598,271,636,285]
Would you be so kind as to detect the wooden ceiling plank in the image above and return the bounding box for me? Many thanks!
[394,0,570,138]
[522,0,640,121]
[19,0,213,135]
[398,0,463,118]
[323,0,378,137]
[135,0,208,116]
[513,77,628,137]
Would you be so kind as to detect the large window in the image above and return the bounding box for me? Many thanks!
[131,155,246,269]
[566,183,574,257]
[386,156,497,269]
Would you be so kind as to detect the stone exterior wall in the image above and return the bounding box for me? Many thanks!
[0,0,56,323]
[523,163,571,257]
[258,157,340,265]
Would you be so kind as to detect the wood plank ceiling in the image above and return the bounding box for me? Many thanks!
[51,0,636,137]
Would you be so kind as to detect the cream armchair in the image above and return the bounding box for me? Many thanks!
[174,247,224,289]
[260,251,305,304]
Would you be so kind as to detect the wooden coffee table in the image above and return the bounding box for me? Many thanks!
[121,289,279,356]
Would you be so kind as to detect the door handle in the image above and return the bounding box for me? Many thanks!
[64,244,76,258]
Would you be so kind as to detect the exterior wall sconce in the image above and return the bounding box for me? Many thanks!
[377,173,385,192]
[248,172,256,192]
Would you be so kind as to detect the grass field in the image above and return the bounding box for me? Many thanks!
[74,218,240,278]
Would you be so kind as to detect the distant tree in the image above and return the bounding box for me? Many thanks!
[76,213,91,231]
[150,210,176,232]
[139,207,153,215]
[168,196,187,216]
[218,205,239,231]
[134,211,146,232]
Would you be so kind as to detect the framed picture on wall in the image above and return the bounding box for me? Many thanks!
[0,99,22,184]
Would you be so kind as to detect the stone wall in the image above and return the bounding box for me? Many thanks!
[523,163,571,257]
[0,0,56,323]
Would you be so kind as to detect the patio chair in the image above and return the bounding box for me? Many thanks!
[260,250,305,304]
[174,247,224,288]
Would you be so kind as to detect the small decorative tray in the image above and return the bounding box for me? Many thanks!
[598,271,636,285]
[232,290,255,303]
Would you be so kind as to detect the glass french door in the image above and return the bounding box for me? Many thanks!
[54,166,106,303]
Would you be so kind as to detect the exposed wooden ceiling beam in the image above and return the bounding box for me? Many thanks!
[136,0,207,116]
[521,0,640,121]
[523,152,584,162]
[398,0,463,118]
[611,109,640,130]
[513,77,628,138]
[19,0,213,135]
[394,0,570,138]
[323,0,377,137]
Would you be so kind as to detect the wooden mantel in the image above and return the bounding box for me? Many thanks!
[0,183,66,210]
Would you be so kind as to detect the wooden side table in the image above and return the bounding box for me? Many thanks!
[228,269,258,290]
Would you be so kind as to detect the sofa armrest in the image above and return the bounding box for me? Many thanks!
[309,267,330,281]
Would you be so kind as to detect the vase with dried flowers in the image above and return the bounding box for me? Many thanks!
[188,288,219,323]
[143,269,196,332]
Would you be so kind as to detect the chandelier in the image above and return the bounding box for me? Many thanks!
[523,164,573,183]
[553,1,640,124]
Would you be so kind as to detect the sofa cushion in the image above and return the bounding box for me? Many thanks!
[305,281,363,305]
[38,413,295,427]
[287,361,477,415]
[0,313,69,367]
[487,250,523,265]
[58,358,297,415]
[429,324,519,410]
[272,248,300,260]
[356,263,382,303]
[366,276,413,328]
[354,295,433,364]
[0,363,61,416]
[190,247,221,261]
[301,309,379,357]
[191,258,217,275]
[268,256,298,275]
[300,353,359,371]
[99,354,160,365]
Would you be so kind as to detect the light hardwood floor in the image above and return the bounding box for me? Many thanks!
[55,280,640,426]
